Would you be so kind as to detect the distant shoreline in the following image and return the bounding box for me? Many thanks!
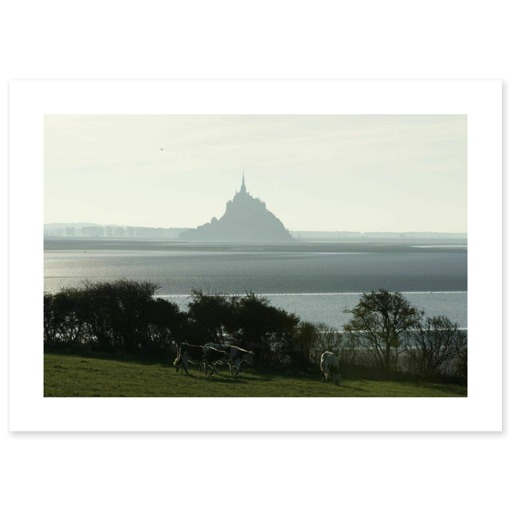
[44,223,467,240]
[44,236,467,254]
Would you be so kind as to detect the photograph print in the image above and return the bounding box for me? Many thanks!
[43,113,468,398]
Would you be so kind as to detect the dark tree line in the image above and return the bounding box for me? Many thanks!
[44,281,467,382]
[44,280,311,366]
[44,280,185,357]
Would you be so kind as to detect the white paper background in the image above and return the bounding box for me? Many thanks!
[1,1,508,512]
[9,80,501,432]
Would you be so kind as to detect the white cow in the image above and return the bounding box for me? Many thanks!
[203,343,255,375]
[174,343,228,376]
[320,351,341,385]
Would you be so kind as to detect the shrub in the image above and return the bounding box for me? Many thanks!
[407,316,467,379]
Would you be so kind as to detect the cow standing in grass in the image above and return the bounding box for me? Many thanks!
[320,351,341,385]
[200,343,230,375]
[203,343,255,375]
[173,343,228,376]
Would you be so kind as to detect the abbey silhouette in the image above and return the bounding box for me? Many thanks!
[180,175,294,242]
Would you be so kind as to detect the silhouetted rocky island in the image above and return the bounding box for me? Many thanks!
[180,176,294,242]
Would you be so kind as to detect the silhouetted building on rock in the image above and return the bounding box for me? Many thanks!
[180,175,294,242]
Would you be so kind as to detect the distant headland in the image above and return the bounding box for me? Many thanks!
[44,172,468,243]
[179,175,294,242]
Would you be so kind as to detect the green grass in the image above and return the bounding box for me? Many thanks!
[44,353,467,397]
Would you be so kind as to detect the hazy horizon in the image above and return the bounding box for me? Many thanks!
[44,221,467,235]
[44,115,467,233]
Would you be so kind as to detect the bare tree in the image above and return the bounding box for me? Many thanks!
[408,316,467,378]
[343,289,422,373]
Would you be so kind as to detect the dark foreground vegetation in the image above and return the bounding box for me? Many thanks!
[44,280,468,394]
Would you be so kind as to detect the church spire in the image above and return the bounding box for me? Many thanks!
[240,172,247,194]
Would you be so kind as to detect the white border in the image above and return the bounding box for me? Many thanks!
[9,80,502,431]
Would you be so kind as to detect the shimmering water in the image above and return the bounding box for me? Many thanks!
[44,238,467,329]
[158,291,467,330]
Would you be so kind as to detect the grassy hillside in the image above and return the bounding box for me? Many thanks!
[44,353,467,397]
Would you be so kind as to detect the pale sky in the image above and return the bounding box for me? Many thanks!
[44,115,467,232]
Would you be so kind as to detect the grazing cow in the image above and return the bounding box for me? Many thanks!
[320,351,341,385]
[173,343,228,376]
[203,343,255,375]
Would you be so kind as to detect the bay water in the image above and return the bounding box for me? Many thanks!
[44,238,467,329]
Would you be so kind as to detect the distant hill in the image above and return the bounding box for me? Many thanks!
[179,176,294,242]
